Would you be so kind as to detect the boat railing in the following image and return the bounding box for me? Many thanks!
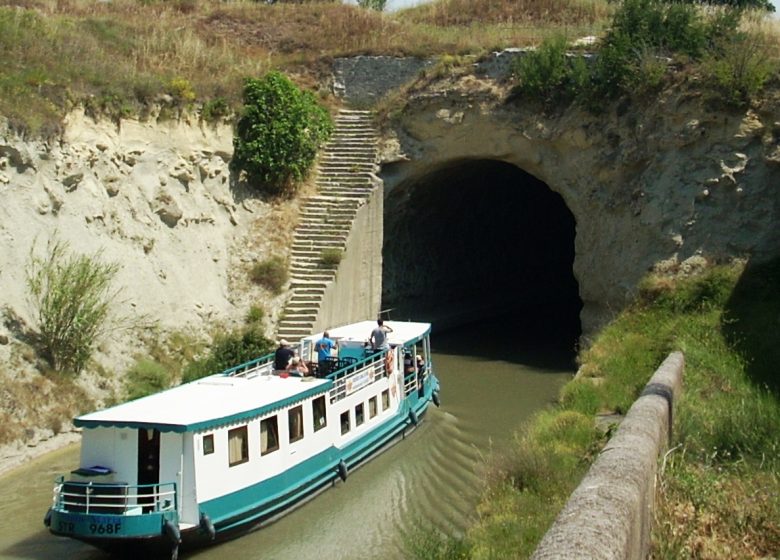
[54,479,178,515]
[403,371,417,396]
[223,353,276,379]
[327,351,388,403]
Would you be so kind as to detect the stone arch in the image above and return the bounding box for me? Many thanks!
[381,157,581,343]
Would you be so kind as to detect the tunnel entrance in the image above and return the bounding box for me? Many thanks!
[382,158,581,356]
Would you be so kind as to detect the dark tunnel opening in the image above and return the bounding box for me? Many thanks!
[382,159,582,365]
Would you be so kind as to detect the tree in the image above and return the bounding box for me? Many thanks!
[27,239,122,373]
[231,71,333,197]
[357,0,387,10]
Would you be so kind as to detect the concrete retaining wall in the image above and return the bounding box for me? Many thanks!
[532,351,684,560]
[314,185,384,331]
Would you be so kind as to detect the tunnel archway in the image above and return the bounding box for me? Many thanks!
[382,158,581,353]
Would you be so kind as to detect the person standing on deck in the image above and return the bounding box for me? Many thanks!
[369,319,393,352]
[315,331,336,374]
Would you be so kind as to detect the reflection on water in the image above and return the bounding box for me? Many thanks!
[0,318,574,560]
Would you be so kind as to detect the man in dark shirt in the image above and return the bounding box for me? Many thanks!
[274,339,295,371]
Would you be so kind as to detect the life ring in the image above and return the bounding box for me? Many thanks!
[385,351,394,374]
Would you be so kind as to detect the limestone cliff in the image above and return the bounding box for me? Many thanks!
[0,110,296,415]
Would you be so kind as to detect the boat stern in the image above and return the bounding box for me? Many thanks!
[47,478,180,548]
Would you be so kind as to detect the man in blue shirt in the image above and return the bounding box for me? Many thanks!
[315,331,336,374]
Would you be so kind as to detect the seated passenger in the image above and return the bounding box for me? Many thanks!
[274,339,295,372]
[403,351,415,374]
[287,357,309,377]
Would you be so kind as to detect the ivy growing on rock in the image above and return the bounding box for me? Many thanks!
[231,71,333,197]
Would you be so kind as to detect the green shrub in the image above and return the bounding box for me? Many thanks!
[357,0,387,10]
[702,31,774,107]
[584,0,745,105]
[249,256,288,294]
[201,97,230,122]
[182,327,274,383]
[231,71,333,197]
[166,76,196,104]
[512,35,589,108]
[320,248,343,267]
[125,359,172,401]
[245,304,266,325]
[26,239,121,374]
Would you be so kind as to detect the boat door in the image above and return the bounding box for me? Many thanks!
[137,428,160,512]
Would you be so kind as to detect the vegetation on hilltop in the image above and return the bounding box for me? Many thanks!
[510,0,778,110]
[0,0,609,135]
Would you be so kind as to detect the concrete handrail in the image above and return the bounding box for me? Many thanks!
[532,351,684,560]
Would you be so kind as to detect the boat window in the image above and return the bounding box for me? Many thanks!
[368,396,378,419]
[261,416,280,455]
[289,405,304,443]
[228,426,249,467]
[203,434,215,455]
[340,410,350,435]
[355,403,365,426]
[382,389,390,410]
[312,396,327,432]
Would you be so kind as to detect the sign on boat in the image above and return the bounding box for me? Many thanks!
[45,320,440,559]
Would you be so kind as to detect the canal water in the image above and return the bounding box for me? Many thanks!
[0,318,575,560]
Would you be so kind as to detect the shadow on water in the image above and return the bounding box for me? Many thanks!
[431,295,582,371]
[2,531,109,560]
[723,257,780,396]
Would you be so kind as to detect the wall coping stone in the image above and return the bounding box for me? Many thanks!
[532,351,684,560]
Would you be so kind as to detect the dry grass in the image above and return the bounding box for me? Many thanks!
[0,366,92,445]
[0,0,614,133]
[399,0,611,27]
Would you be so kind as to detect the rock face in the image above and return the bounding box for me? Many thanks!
[0,110,285,374]
[375,72,780,335]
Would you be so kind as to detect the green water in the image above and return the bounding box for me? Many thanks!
[0,320,574,560]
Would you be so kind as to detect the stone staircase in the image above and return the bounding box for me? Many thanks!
[275,109,379,342]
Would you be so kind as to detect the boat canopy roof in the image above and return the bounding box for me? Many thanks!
[75,375,333,433]
[303,320,431,347]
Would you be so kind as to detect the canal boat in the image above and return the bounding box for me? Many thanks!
[45,320,440,558]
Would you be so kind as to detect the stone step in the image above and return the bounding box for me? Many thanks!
[293,232,347,241]
[289,284,327,293]
[315,190,373,199]
[329,137,376,144]
[277,321,316,331]
[282,312,318,323]
[318,163,376,171]
[320,153,376,161]
[318,171,374,179]
[322,153,375,160]
[276,330,314,341]
[284,304,320,314]
[299,214,356,224]
[300,210,355,221]
[291,258,341,267]
[325,144,376,152]
[286,293,324,303]
[291,274,336,283]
